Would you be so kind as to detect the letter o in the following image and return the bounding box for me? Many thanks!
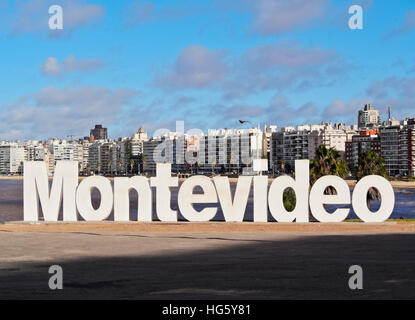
[352,176,395,222]
[76,176,113,221]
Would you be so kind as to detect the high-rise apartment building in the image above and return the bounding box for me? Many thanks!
[345,130,381,173]
[198,128,263,175]
[0,143,25,174]
[380,125,401,177]
[90,124,108,142]
[358,104,381,129]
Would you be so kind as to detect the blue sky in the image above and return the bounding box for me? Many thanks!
[1,0,415,140]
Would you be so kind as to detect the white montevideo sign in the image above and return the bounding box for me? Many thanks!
[23,160,395,223]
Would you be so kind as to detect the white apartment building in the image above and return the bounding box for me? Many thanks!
[143,132,186,175]
[0,142,25,174]
[88,141,102,173]
[308,123,356,159]
[198,128,263,175]
[143,138,163,174]
[270,123,356,174]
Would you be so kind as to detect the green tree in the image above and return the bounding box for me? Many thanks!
[107,160,112,176]
[310,145,349,195]
[130,159,135,175]
[357,150,387,209]
[280,158,285,174]
[283,189,296,212]
[117,159,123,176]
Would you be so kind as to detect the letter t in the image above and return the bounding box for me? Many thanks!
[150,163,178,222]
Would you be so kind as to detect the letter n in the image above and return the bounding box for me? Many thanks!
[24,161,78,222]
[114,176,152,222]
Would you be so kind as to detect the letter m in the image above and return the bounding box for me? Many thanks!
[24,161,78,222]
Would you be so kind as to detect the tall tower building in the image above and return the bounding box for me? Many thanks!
[358,104,381,129]
[90,124,108,141]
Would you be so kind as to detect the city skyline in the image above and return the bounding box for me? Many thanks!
[1,1,415,140]
[0,102,406,142]
[1,103,414,178]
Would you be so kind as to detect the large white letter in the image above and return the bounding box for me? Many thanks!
[114,176,152,222]
[150,163,178,222]
[76,176,113,221]
[213,176,252,222]
[348,5,363,30]
[254,176,268,222]
[178,176,218,222]
[24,161,78,222]
[268,160,309,223]
[352,176,394,222]
[309,176,351,222]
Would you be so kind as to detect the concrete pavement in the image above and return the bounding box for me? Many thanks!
[1,224,415,299]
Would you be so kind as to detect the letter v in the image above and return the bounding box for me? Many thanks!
[213,176,252,222]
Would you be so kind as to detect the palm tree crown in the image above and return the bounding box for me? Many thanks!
[310,145,349,187]
[357,150,387,208]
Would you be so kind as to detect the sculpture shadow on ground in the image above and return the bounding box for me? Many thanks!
[0,232,415,300]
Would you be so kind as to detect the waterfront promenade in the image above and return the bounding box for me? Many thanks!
[1,222,415,299]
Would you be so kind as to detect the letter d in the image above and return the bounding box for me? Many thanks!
[268,160,309,223]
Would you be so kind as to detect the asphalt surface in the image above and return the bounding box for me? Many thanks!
[1,230,415,299]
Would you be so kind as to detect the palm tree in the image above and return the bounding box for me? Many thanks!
[303,145,349,220]
[107,160,112,176]
[212,159,216,175]
[196,158,200,175]
[130,159,135,175]
[310,145,349,194]
[141,155,147,175]
[117,159,123,176]
[357,150,387,209]
[280,158,285,174]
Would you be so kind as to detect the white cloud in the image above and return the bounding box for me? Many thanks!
[7,0,105,37]
[252,0,328,35]
[40,57,61,77]
[124,0,154,28]
[40,55,105,77]
[388,10,415,37]
[155,45,228,89]
[0,86,139,140]
[243,41,336,69]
